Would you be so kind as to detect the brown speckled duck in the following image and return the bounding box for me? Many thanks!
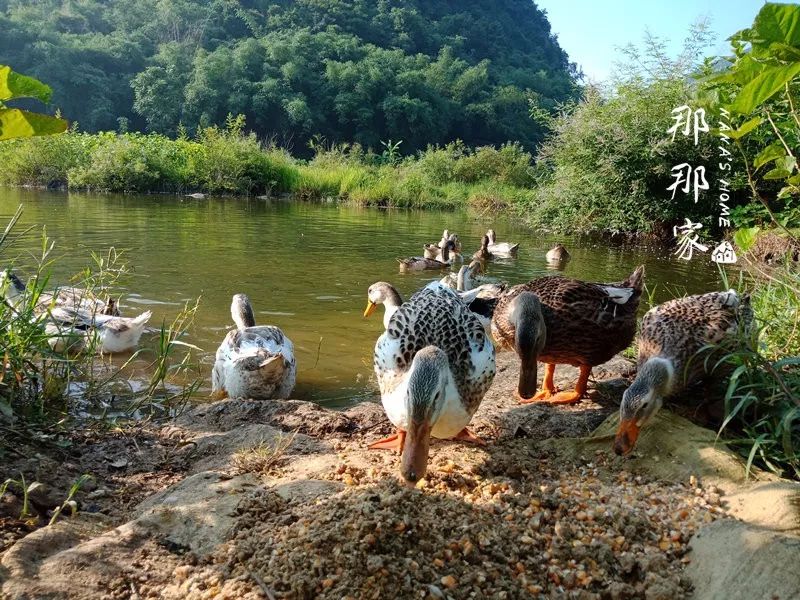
[491,266,645,404]
[614,290,752,455]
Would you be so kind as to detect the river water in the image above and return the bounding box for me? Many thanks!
[0,189,726,408]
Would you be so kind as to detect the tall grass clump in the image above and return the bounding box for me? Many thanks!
[717,268,800,479]
[1,208,201,448]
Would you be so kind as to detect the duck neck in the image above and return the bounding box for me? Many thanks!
[636,357,674,397]
[382,287,403,328]
[232,295,257,329]
[456,266,469,292]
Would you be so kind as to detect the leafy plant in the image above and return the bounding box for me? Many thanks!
[709,3,800,232]
[0,65,67,140]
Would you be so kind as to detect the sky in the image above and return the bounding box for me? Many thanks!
[535,0,781,82]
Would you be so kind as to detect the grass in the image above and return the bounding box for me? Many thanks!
[0,125,537,213]
[715,267,800,479]
[231,430,298,476]
[1,206,201,455]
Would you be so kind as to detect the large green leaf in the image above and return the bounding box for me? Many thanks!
[0,64,53,103]
[0,107,67,140]
[753,141,786,169]
[730,62,800,114]
[764,167,792,180]
[751,3,800,49]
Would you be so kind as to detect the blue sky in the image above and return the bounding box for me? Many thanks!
[535,0,780,82]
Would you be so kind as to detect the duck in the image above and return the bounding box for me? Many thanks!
[486,229,519,257]
[424,232,462,260]
[614,290,753,455]
[458,282,507,336]
[472,235,495,262]
[369,281,496,484]
[0,269,119,317]
[211,294,296,400]
[46,306,152,353]
[440,260,483,291]
[364,281,404,329]
[546,243,571,264]
[491,266,645,404]
[399,239,457,272]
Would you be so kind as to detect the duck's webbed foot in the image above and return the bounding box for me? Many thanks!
[516,363,558,404]
[368,429,406,454]
[539,365,591,405]
[451,428,487,446]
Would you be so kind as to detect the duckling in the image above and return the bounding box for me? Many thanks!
[614,290,753,455]
[486,229,519,257]
[364,282,404,328]
[492,266,645,404]
[370,282,495,484]
[546,244,571,264]
[212,294,296,400]
[48,306,152,353]
[399,239,457,272]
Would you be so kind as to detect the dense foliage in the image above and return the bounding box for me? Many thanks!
[0,0,577,152]
[0,122,536,209]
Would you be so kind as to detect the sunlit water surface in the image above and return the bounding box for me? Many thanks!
[0,189,726,409]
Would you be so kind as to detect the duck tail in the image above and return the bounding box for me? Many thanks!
[131,310,153,328]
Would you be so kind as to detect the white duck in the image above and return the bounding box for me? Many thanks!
[486,229,519,257]
[47,306,152,353]
[211,294,296,400]
[440,260,483,291]
[369,282,496,484]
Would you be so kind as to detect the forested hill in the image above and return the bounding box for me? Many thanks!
[0,0,578,151]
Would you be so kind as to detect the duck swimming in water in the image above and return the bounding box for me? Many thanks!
[369,281,495,484]
[46,306,152,353]
[211,294,296,400]
[399,239,457,272]
[486,229,519,257]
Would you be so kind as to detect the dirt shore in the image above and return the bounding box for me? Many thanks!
[1,354,798,599]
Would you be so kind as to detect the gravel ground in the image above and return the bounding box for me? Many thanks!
[160,440,726,600]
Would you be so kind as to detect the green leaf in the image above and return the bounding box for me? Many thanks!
[764,167,792,180]
[0,108,67,140]
[751,3,800,48]
[730,62,800,114]
[779,155,797,173]
[733,226,760,252]
[787,173,800,185]
[727,116,762,139]
[753,142,786,169]
[0,64,53,103]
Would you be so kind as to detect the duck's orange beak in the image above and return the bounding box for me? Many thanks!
[614,418,640,455]
[363,300,377,318]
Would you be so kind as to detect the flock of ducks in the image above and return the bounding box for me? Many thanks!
[0,270,152,354]
[1,228,753,485]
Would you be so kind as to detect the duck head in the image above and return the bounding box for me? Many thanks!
[364,282,403,328]
[401,346,449,485]
[231,293,257,329]
[486,229,497,244]
[455,264,472,292]
[508,292,547,400]
[0,269,26,303]
[614,357,674,455]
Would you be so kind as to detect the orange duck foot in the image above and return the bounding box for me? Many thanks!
[541,389,584,405]
[368,430,406,453]
[452,428,487,446]
[514,387,560,404]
